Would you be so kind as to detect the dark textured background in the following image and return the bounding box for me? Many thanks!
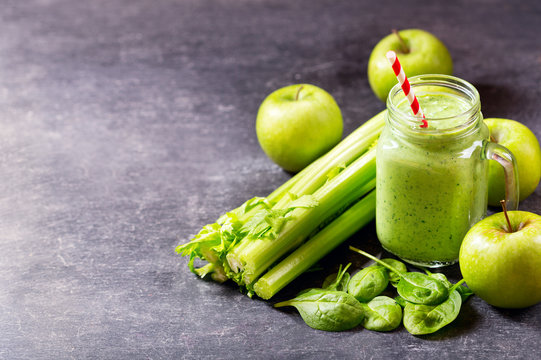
[1,0,540,358]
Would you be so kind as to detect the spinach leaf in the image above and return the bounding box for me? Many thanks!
[348,266,389,302]
[455,285,474,302]
[425,271,451,290]
[425,274,473,302]
[361,296,403,332]
[381,258,407,286]
[349,246,448,305]
[403,290,462,335]
[322,263,351,292]
[397,272,449,305]
[447,279,474,302]
[274,289,364,332]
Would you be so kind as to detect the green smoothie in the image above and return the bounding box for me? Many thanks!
[376,91,489,266]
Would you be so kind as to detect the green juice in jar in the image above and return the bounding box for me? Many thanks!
[374,75,520,267]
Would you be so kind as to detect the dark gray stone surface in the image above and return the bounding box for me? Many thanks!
[0,0,540,358]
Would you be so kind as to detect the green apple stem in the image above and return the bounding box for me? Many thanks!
[500,200,514,232]
[295,85,304,101]
[392,29,410,54]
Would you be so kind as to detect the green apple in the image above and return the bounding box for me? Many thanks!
[256,84,343,172]
[368,29,453,102]
[485,118,541,205]
[459,210,541,308]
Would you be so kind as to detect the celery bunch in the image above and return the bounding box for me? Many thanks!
[176,110,386,299]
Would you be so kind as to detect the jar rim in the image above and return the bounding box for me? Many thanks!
[386,74,481,135]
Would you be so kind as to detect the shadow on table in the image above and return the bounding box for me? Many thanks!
[493,305,541,331]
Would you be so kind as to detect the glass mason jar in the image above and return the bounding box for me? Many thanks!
[376,74,518,268]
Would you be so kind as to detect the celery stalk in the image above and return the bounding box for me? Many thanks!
[225,112,384,277]
[226,113,381,271]
[229,147,377,285]
[253,189,376,299]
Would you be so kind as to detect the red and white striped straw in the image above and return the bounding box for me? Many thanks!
[386,50,428,128]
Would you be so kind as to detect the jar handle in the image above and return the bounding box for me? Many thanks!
[483,141,520,210]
